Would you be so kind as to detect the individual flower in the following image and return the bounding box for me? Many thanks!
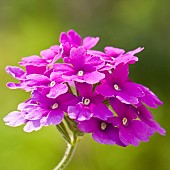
[5,46,62,91]
[101,47,143,68]
[103,46,125,62]
[59,29,99,60]
[78,117,125,146]
[3,99,37,130]
[3,91,78,132]
[6,65,46,91]
[96,64,144,104]
[109,98,157,146]
[135,105,165,135]
[19,47,61,68]
[26,71,68,98]
[55,47,105,84]
[137,84,163,108]
[68,82,113,121]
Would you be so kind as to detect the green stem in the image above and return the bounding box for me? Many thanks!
[54,117,84,170]
[56,123,71,144]
[53,137,77,170]
[66,82,73,94]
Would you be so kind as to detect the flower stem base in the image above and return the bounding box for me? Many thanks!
[53,142,76,170]
[54,116,83,170]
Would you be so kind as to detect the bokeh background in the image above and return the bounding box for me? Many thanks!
[0,0,169,170]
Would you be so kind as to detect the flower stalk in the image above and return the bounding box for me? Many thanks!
[53,137,77,170]
[54,116,83,170]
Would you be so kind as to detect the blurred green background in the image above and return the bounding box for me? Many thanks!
[0,0,169,170]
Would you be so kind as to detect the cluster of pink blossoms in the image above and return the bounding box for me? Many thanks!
[4,30,165,146]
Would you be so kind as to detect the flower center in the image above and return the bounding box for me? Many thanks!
[101,122,107,130]
[122,117,128,126]
[47,64,53,69]
[50,81,56,87]
[52,103,58,109]
[77,70,84,76]
[114,84,121,91]
[83,98,90,105]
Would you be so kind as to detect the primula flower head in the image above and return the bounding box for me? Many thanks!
[4,29,165,147]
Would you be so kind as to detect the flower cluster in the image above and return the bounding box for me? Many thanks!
[4,30,165,146]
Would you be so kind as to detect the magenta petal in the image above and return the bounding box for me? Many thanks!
[83,36,99,50]
[87,50,106,57]
[137,105,154,119]
[130,120,154,142]
[96,84,115,97]
[60,32,70,44]
[143,119,166,135]
[109,98,126,116]
[23,105,47,120]
[110,99,137,119]
[78,118,99,133]
[58,93,79,112]
[138,85,163,108]
[42,110,64,126]
[54,63,74,73]
[62,74,79,82]
[40,49,56,60]
[19,55,47,66]
[6,82,23,89]
[67,29,82,46]
[24,120,42,132]
[3,111,26,127]
[86,56,105,69]
[98,64,114,71]
[26,74,50,86]
[6,66,25,79]
[84,71,105,84]
[92,130,116,145]
[68,104,93,121]
[76,82,92,97]
[112,47,143,67]
[50,72,64,83]
[47,83,68,98]
[141,95,162,108]
[112,64,129,83]
[91,103,113,120]
[6,82,32,91]
[123,82,144,97]
[126,47,144,56]
[26,65,46,75]
[113,54,138,67]
[108,127,126,146]
[31,90,50,105]
[70,47,87,69]
[91,124,120,145]
[104,46,125,57]
[116,91,139,104]
[119,127,140,146]
[50,45,60,52]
